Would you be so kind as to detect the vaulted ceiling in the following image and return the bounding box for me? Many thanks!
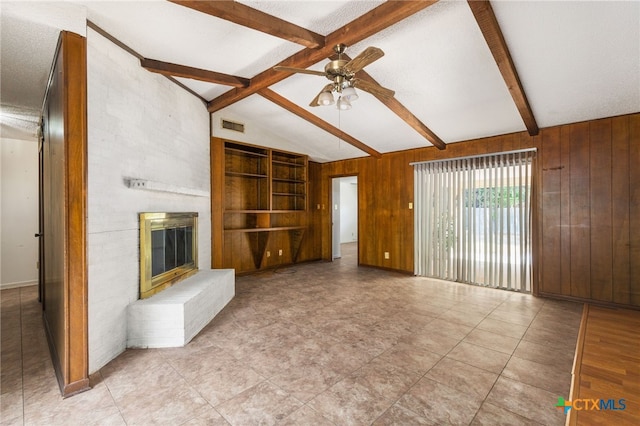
[1,1,639,162]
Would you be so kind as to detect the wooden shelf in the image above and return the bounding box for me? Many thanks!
[225,209,270,213]
[225,171,268,178]
[272,177,305,183]
[225,145,268,158]
[224,226,306,233]
[225,209,306,214]
[212,138,309,273]
[272,159,305,167]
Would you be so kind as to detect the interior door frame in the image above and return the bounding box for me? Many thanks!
[329,174,359,263]
[37,119,45,304]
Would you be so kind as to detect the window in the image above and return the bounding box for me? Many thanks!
[413,150,535,292]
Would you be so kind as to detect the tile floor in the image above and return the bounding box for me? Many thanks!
[1,244,583,425]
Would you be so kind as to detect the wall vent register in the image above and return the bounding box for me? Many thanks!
[221,119,245,133]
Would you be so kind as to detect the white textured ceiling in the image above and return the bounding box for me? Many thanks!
[1,1,639,158]
[1,1,87,139]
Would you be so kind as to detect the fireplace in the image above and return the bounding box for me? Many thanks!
[139,212,198,299]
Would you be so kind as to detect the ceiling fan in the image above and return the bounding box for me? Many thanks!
[274,44,395,110]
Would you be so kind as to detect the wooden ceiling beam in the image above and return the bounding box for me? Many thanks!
[341,54,446,150]
[258,88,382,158]
[207,1,438,113]
[467,0,539,136]
[140,58,249,87]
[169,0,325,48]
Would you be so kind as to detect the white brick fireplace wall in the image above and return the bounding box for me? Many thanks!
[87,27,211,373]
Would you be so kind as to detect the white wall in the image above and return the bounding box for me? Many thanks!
[87,28,210,373]
[0,137,39,288]
[339,178,358,243]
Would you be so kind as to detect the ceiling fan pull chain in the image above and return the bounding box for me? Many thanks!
[338,109,342,150]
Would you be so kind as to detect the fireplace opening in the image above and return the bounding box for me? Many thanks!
[140,212,198,299]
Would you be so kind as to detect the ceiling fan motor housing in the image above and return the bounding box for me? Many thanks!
[325,59,353,92]
[325,60,352,78]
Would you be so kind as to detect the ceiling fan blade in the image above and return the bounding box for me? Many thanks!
[273,66,326,77]
[352,79,395,99]
[343,46,384,74]
[309,84,334,107]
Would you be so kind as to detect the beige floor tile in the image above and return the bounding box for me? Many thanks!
[216,381,302,426]
[485,376,566,425]
[446,341,512,374]
[463,328,521,354]
[437,307,488,327]
[477,317,529,339]
[106,359,178,400]
[471,401,544,425]
[279,404,335,426]
[522,323,580,351]
[191,361,265,406]
[268,362,343,403]
[375,342,442,376]
[0,390,23,425]
[450,300,499,316]
[513,340,575,371]
[488,309,537,326]
[501,356,572,395]
[397,377,484,425]
[181,405,232,425]
[398,329,461,355]
[349,357,422,401]
[1,256,587,426]
[425,357,499,399]
[23,377,121,426]
[421,317,475,340]
[165,345,238,382]
[116,382,209,425]
[307,377,396,425]
[373,403,432,425]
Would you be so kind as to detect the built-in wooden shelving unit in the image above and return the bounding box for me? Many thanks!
[211,138,309,273]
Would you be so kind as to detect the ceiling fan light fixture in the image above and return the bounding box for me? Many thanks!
[318,90,335,106]
[342,85,358,102]
[336,96,351,110]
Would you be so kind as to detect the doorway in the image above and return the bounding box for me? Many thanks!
[331,176,358,263]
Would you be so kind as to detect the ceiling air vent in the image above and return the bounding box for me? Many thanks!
[221,119,245,133]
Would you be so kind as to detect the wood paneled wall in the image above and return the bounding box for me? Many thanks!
[314,113,640,308]
[539,114,640,306]
[41,31,89,396]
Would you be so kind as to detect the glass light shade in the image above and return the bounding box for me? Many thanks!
[318,91,334,106]
[336,96,351,110]
[342,86,358,102]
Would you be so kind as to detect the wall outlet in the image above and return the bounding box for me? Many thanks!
[279,249,283,256]
[266,251,270,258]
[384,251,390,259]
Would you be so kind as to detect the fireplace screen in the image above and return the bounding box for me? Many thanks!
[140,212,198,299]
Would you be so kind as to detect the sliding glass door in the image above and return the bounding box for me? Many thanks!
[413,150,535,292]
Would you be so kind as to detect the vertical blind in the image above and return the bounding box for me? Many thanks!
[413,149,535,292]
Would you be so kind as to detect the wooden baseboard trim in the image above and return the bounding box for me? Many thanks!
[358,263,414,275]
[0,281,38,290]
[61,378,91,398]
[538,291,640,311]
[566,303,589,426]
